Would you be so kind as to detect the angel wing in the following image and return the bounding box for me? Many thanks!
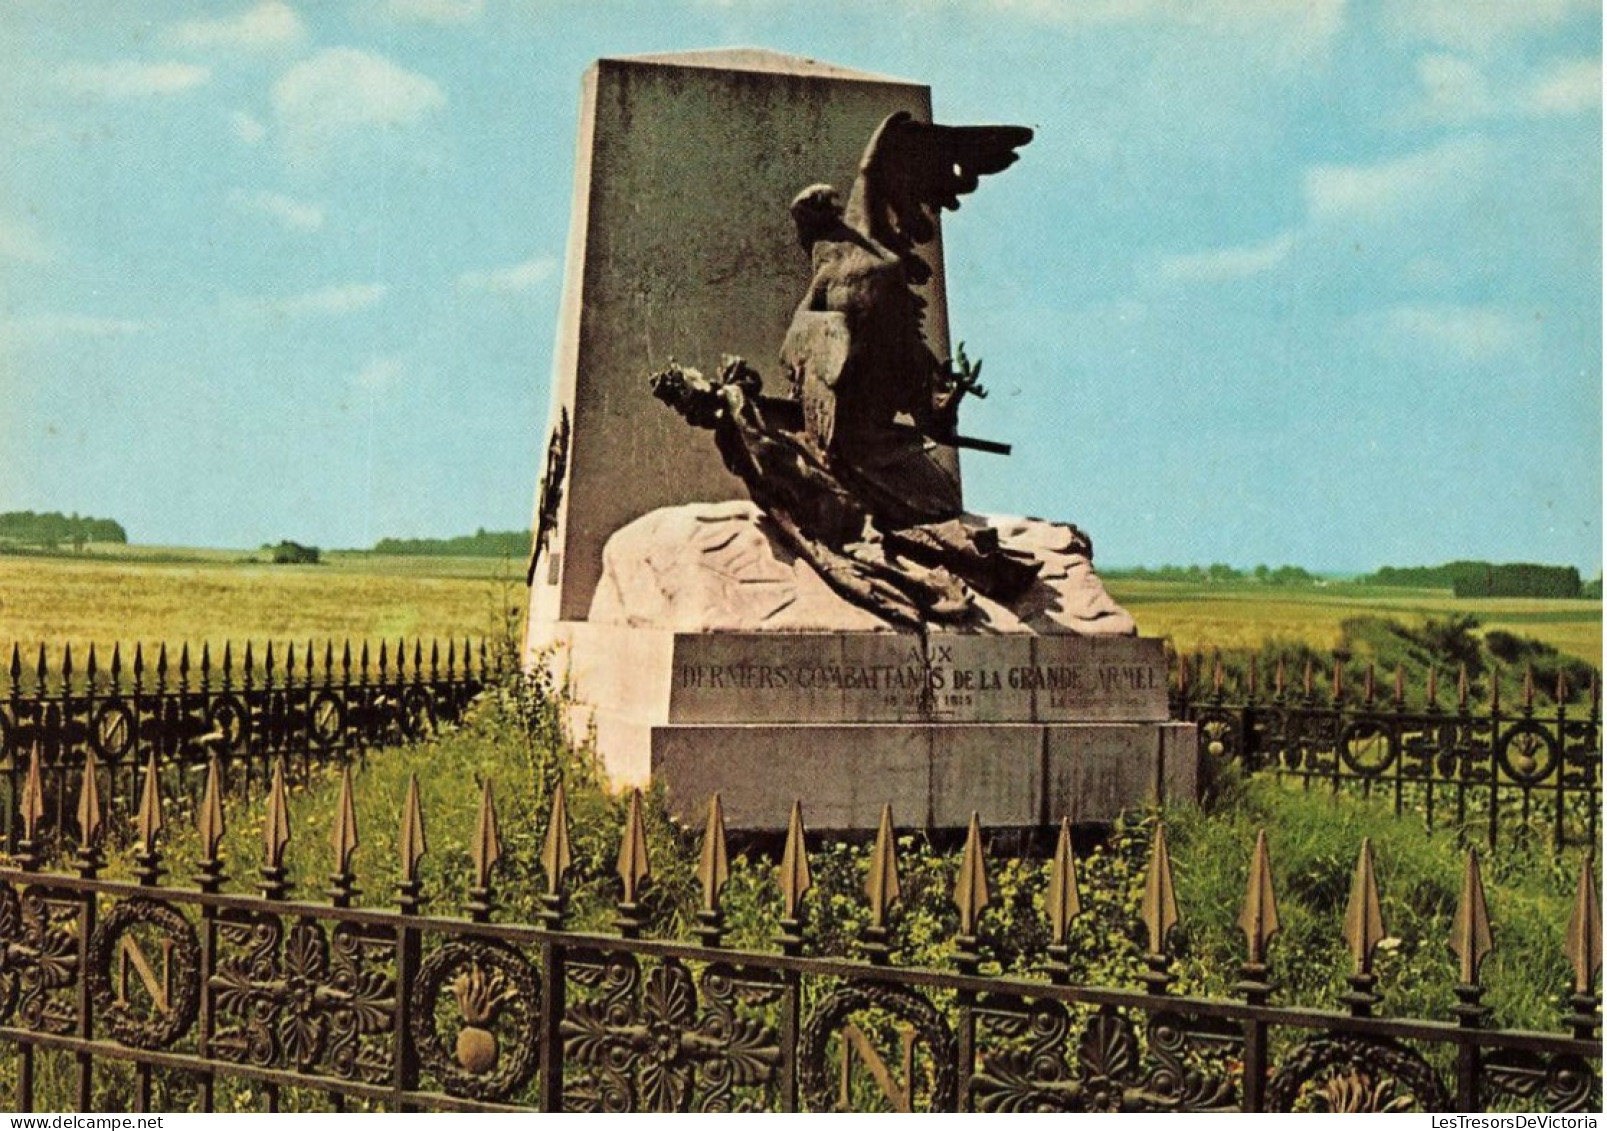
[782,310,852,454]
[843,111,1033,285]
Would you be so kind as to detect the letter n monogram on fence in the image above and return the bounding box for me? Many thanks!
[116,935,174,1014]
[838,1022,917,1112]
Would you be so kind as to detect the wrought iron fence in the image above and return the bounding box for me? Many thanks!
[0,756,1598,1113]
[1172,655,1602,852]
[0,639,488,852]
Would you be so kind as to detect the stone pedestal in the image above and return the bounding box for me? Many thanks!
[541,623,1195,831]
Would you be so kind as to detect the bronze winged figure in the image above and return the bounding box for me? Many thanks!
[652,111,1042,627]
[784,111,1032,527]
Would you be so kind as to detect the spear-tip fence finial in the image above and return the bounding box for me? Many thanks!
[1140,822,1179,991]
[1566,854,1602,995]
[329,764,360,905]
[862,804,902,964]
[20,744,46,856]
[197,756,227,889]
[699,792,730,916]
[541,780,573,898]
[615,788,652,937]
[777,800,812,954]
[696,793,731,946]
[954,811,991,940]
[135,751,164,882]
[1239,828,1280,967]
[398,773,427,903]
[77,748,104,868]
[1450,847,1494,988]
[1342,837,1386,1015]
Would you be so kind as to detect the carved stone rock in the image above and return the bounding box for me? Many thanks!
[587,501,1136,637]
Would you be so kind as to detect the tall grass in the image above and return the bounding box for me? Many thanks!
[76,668,1584,1037]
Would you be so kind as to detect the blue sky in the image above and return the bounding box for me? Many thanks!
[0,0,1599,574]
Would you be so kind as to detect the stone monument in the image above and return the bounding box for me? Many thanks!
[525,50,1196,832]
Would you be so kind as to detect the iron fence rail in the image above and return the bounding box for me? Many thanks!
[0,638,487,851]
[0,761,1598,1114]
[1173,656,1601,851]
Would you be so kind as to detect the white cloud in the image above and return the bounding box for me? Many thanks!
[457,254,558,294]
[1383,0,1596,55]
[1383,304,1535,362]
[239,283,388,318]
[0,216,53,265]
[1405,52,1601,123]
[352,355,402,392]
[378,0,485,24]
[1157,231,1295,284]
[1524,57,1602,115]
[229,189,324,232]
[1304,136,1491,222]
[1409,54,1496,122]
[56,61,211,99]
[167,2,306,50]
[0,314,149,342]
[1155,135,1503,290]
[272,48,445,162]
[232,110,268,144]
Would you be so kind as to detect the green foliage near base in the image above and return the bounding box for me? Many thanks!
[79,666,1581,1040]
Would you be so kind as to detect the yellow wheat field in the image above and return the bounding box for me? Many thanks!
[0,554,1597,669]
[0,552,524,665]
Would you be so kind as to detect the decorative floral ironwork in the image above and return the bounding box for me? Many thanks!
[563,953,781,1113]
[1194,710,1239,762]
[1497,722,1558,786]
[970,1000,1188,1113]
[1136,1010,1240,1111]
[798,978,956,1112]
[87,897,202,1049]
[1484,1051,1600,1113]
[970,996,1081,1111]
[0,883,78,1034]
[211,914,394,1083]
[410,939,539,1103]
[1266,1035,1448,1112]
[1075,1006,1141,1111]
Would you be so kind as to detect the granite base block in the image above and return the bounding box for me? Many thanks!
[533,620,1196,832]
[649,720,1198,831]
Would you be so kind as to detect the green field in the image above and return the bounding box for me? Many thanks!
[1,549,1598,669]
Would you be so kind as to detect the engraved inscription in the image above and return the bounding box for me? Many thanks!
[676,661,1160,699]
[665,636,1171,724]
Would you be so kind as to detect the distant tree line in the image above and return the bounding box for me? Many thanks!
[0,510,127,551]
[1360,560,1588,599]
[370,528,527,557]
[1107,562,1319,585]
